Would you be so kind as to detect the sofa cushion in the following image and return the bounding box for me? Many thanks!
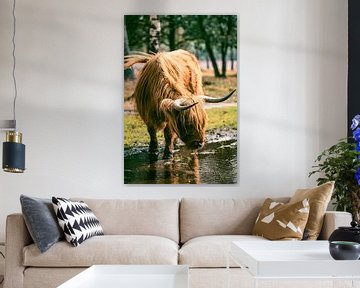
[290,181,334,240]
[72,198,179,243]
[24,268,86,288]
[252,198,310,240]
[20,195,64,253]
[180,198,289,243]
[23,235,178,267]
[179,235,267,268]
[52,197,104,247]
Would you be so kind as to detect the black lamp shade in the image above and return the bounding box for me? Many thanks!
[3,138,25,173]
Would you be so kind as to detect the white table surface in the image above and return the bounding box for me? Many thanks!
[231,240,360,278]
[58,265,189,288]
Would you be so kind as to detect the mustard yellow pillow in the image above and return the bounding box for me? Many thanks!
[289,181,334,240]
[252,198,310,240]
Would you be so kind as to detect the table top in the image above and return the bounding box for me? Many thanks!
[58,265,189,288]
[231,240,360,278]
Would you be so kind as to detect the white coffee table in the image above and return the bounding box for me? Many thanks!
[228,241,360,288]
[58,265,189,288]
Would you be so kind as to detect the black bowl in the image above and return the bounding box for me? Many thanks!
[329,241,360,260]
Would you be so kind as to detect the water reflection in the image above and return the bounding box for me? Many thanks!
[124,139,237,184]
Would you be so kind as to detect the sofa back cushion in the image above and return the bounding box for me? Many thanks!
[72,198,179,243]
[180,198,289,243]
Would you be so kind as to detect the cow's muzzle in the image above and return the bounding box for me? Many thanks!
[189,140,204,150]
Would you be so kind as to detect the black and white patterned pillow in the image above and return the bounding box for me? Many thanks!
[52,197,104,247]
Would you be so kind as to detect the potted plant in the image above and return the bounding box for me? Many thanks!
[309,115,360,222]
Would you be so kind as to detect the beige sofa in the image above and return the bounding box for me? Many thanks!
[4,198,352,288]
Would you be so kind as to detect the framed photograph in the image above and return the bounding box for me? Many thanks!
[124,15,238,184]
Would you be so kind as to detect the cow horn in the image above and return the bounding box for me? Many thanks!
[173,99,198,111]
[200,89,236,103]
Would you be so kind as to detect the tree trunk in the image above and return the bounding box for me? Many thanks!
[195,46,200,61]
[168,16,176,51]
[124,23,135,81]
[221,43,228,77]
[352,190,360,223]
[197,16,221,78]
[149,15,161,53]
[230,46,234,70]
[219,16,235,77]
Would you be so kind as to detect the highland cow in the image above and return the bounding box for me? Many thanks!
[125,49,236,159]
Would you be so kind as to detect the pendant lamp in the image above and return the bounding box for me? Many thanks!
[1,0,26,173]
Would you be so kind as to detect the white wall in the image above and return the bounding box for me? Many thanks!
[0,0,347,242]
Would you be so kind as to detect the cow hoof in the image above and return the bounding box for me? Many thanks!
[149,147,159,154]
[163,151,173,160]
[149,140,159,153]
[148,152,159,163]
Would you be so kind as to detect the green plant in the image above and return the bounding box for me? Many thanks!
[309,140,360,213]
[310,115,360,221]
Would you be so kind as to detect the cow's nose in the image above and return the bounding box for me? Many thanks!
[191,141,203,149]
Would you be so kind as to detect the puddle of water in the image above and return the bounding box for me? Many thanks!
[124,139,237,184]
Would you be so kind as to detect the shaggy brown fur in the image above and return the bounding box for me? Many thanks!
[125,49,208,157]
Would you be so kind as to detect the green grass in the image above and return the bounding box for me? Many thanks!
[124,106,237,149]
[207,106,237,130]
[202,73,238,103]
[124,115,158,148]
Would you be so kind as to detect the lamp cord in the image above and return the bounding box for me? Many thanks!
[12,0,18,130]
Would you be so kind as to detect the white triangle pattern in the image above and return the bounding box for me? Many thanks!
[261,212,275,224]
[276,220,286,228]
[286,221,298,233]
[298,199,310,213]
[269,201,281,209]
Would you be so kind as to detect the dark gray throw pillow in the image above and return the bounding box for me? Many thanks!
[20,195,64,253]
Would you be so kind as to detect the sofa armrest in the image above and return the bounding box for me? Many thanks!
[318,211,352,240]
[4,213,33,288]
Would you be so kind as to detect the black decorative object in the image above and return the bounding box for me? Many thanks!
[1,0,26,173]
[329,241,360,260]
[3,131,25,173]
[329,221,360,244]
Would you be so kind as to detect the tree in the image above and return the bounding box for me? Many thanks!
[217,15,237,77]
[124,22,135,81]
[125,15,237,78]
[230,47,235,71]
[148,15,161,53]
[197,16,221,77]
[167,15,176,51]
[124,15,148,52]
[180,15,237,78]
